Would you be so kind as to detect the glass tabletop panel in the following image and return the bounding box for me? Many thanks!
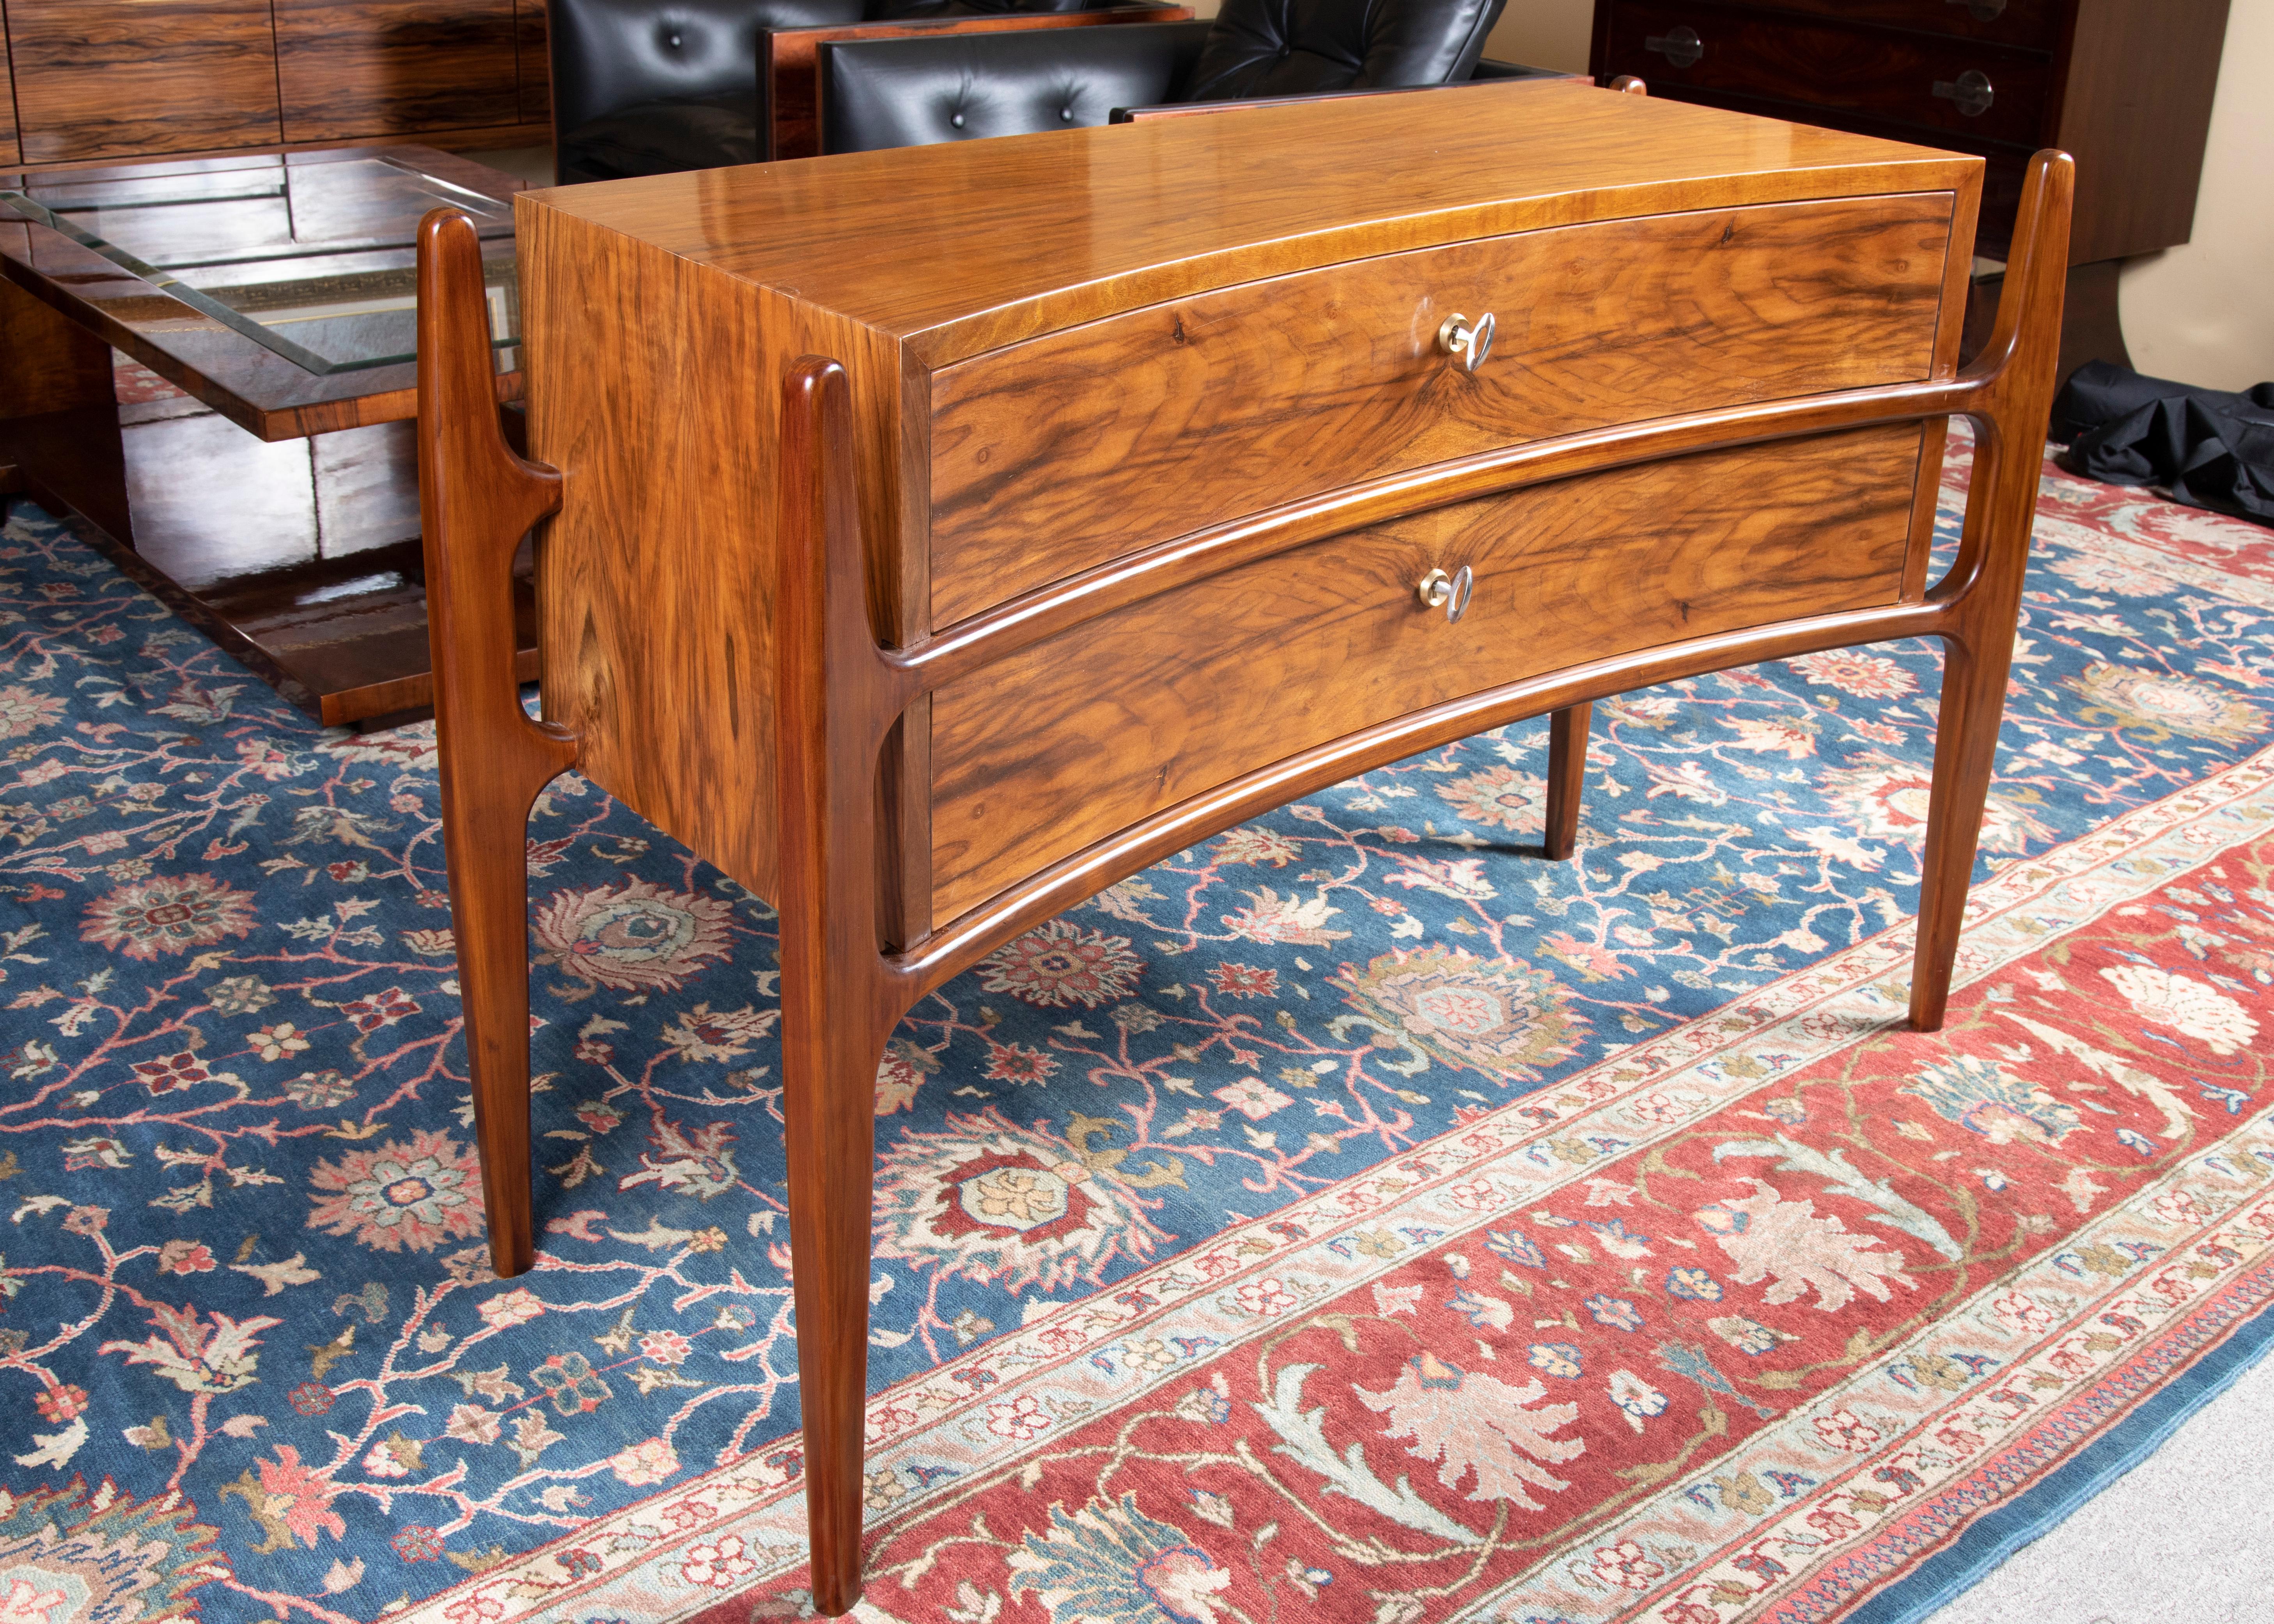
[0,155,517,376]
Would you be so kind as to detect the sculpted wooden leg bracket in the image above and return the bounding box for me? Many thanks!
[415,209,574,1280]
[777,358,920,1616]
[1905,153,2071,1030]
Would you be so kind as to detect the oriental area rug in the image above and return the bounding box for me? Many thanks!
[2,427,2273,1624]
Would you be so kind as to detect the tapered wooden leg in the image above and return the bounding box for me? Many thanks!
[1544,701,1590,861]
[778,1002,886,1615]
[778,356,916,1615]
[438,795,547,1273]
[1907,636,2007,1031]
[416,210,572,1279]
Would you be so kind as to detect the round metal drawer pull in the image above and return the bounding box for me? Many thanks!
[1436,311,1495,372]
[1933,69,1995,117]
[1644,26,1702,67]
[1416,564,1475,623]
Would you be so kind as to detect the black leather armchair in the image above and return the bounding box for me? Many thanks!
[822,0,1540,154]
[550,0,1195,182]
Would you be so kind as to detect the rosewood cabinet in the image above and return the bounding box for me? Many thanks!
[415,81,2071,1611]
[1589,0,2230,377]
[0,0,554,169]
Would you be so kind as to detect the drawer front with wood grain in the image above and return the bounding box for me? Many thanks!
[927,193,1953,626]
[1599,2,2051,148]
[929,423,1926,921]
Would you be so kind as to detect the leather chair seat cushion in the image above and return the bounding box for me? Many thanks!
[560,92,762,181]
[824,20,1211,151]
[1182,0,1505,99]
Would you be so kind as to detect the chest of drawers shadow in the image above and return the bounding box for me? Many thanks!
[411,81,2072,1611]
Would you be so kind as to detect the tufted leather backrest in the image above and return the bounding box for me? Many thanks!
[550,0,867,136]
[824,21,1211,151]
[1182,0,1505,101]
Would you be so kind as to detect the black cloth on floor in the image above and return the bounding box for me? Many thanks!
[2052,360,2274,528]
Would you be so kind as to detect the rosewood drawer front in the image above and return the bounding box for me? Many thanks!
[1601,2,2050,148]
[926,193,1953,625]
[929,423,1928,921]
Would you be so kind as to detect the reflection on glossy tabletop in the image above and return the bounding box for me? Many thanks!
[535,79,1960,361]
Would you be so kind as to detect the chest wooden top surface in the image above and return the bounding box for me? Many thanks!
[519,80,1978,363]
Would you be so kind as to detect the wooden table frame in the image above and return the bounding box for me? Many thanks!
[415,149,2070,1612]
[1,145,534,727]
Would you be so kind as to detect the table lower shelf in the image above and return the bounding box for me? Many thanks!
[6,398,537,728]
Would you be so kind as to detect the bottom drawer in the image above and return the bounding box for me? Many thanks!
[929,424,1930,922]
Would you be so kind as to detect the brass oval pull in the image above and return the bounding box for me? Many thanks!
[1415,564,1475,623]
[1436,311,1495,372]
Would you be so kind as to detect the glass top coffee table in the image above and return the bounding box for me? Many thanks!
[0,145,533,726]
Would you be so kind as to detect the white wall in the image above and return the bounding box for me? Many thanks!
[1483,1,1592,72]
[1477,0,2274,390]
[2117,0,2274,391]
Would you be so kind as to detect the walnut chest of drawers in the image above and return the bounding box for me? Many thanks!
[516,81,1994,934]
[414,79,2071,1611]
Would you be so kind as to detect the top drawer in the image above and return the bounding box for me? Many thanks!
[926,191,1955,625]
[1600,2,2052,147]
[1665,0,2063,51]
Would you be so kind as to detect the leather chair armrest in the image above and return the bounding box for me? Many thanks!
[1112,60,1576,122]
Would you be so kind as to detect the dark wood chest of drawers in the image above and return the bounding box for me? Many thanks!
[1590,0,2226,268]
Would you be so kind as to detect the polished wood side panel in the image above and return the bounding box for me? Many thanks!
[2057,0,2228,266]
[529,81,1980,364]
[525,207,775,898]
[7,0,284,165]
[930,195,1953,622]
[930,425,1925,921]
[517,0,553,125]
[275,0,522,143]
